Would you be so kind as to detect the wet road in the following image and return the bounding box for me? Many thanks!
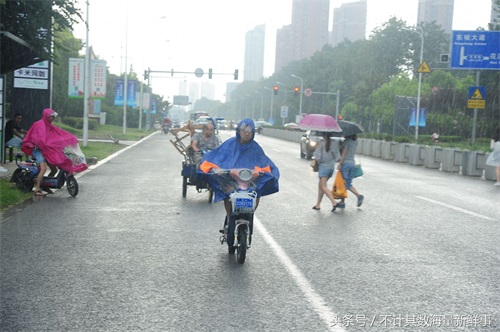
[1,132,499,331]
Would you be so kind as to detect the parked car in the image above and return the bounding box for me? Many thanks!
[284,122,299,130]
[300,130,323,159]
[254,120,272,134]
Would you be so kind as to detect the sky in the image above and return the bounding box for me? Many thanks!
[73,0,493,102]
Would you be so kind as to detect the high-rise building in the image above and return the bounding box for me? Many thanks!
[290,0,330,61]
[243,24,265,81]
[331,0,367,47]
[417,0,454,33]
[275,25,293,72]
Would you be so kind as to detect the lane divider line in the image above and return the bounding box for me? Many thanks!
[416,196,497,221]
[254,216,346,332]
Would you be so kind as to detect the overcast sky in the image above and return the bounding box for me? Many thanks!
[73,0,492,101]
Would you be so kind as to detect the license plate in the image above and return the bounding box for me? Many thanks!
[235,198,254,208]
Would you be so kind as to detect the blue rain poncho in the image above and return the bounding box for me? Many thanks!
[198,119,280,202]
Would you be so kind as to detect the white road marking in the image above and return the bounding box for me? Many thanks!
[254,217,346,332]
[416,196,497,221]
[271,148,282,152]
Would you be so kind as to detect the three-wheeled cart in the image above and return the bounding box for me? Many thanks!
[170,123,214,203]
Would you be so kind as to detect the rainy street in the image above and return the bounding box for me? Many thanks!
[1,132,499,331]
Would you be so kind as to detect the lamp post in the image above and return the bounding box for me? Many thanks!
[82,0,90,147]
[264,87,274,124]
[276,81,288,104]
[291,74,303,119]
[403,27,424,141]
[255,91,263,120]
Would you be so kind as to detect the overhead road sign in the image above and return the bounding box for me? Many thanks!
[450,30,500,70]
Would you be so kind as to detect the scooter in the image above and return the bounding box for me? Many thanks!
[211,168,263,264]
[10,157,79,197]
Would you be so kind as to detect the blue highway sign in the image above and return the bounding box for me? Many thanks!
[450,31,500,70]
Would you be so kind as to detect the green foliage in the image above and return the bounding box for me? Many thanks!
[0,179,32,212]
[0,0,82,63]
[62,117,98,130]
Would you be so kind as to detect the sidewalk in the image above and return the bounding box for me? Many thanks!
[0,159,21,180]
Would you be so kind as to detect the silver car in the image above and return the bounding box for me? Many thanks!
[300,130,323,159]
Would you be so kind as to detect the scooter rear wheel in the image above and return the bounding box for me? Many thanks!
[66,176,79,197]
[15,170,34,193]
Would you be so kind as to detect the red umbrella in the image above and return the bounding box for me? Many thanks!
[298,114,342,132]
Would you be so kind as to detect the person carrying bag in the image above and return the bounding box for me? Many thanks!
[311,132,341,212]
[336,134,364,208]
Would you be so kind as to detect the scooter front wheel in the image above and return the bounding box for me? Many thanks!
[66,176,79,197]
[236,227,247,264]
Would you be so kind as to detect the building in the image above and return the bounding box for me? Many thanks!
[330,0,367,47]
[417,0,454,33]
[274,25,293,72]
[243,24,265,81]
[290,0,330,61]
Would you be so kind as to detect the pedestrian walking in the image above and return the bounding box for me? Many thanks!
[486,126,500,186]
[337,134,364,208]
[312,132,341,212]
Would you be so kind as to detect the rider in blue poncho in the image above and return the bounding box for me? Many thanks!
[198,118,280,216]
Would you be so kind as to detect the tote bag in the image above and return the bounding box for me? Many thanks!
[353,164,363,178]
[332,171,348,199]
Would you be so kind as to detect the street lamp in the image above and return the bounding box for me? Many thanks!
[403,26,424,141]
[255,91,263,120]
[276,82,288,104]
[264,87,274,124]
[291,74,303,119]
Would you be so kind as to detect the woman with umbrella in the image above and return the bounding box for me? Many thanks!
[298,114,342,212]
[311,132,341,212]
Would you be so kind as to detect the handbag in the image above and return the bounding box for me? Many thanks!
[353,164,363,178]
[310,159,319,172]
[332,171,348,199]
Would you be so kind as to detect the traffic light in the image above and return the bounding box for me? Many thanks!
[294,87,300,96]
[273,85,279,95]
[440,54,449,63]
[208,68,213,79]
[337,115,343,120]
[144,70,149,80]
[233,69,239,80]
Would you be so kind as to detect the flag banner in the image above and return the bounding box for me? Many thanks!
[114,79,124,106]
[127,80,137,107]
[409,108,426,127]
[68,58,84,98]
[91,60,107,99]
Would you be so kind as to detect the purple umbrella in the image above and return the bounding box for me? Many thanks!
[298,114,342,132]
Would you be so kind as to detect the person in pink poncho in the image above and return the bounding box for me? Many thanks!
[22,108,88,195]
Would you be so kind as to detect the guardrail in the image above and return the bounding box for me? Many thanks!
[261,128,496,182]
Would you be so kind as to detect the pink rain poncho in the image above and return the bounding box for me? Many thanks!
[22,108,88,173]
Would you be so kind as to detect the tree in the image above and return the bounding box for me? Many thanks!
[0,0,82,66]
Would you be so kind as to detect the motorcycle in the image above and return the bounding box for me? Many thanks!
[211,168,263,264]
[10,159,79,197]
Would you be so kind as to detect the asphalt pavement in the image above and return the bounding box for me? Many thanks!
[1,131,499,331]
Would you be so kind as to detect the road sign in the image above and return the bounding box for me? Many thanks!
[417,60,431,73]
[194,68,204,78]
[450,31,500,70]
[280,106,288,118]
[467,86,486,109]
[304,88,313,97]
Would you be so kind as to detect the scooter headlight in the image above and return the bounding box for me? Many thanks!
[238,169,253,181]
